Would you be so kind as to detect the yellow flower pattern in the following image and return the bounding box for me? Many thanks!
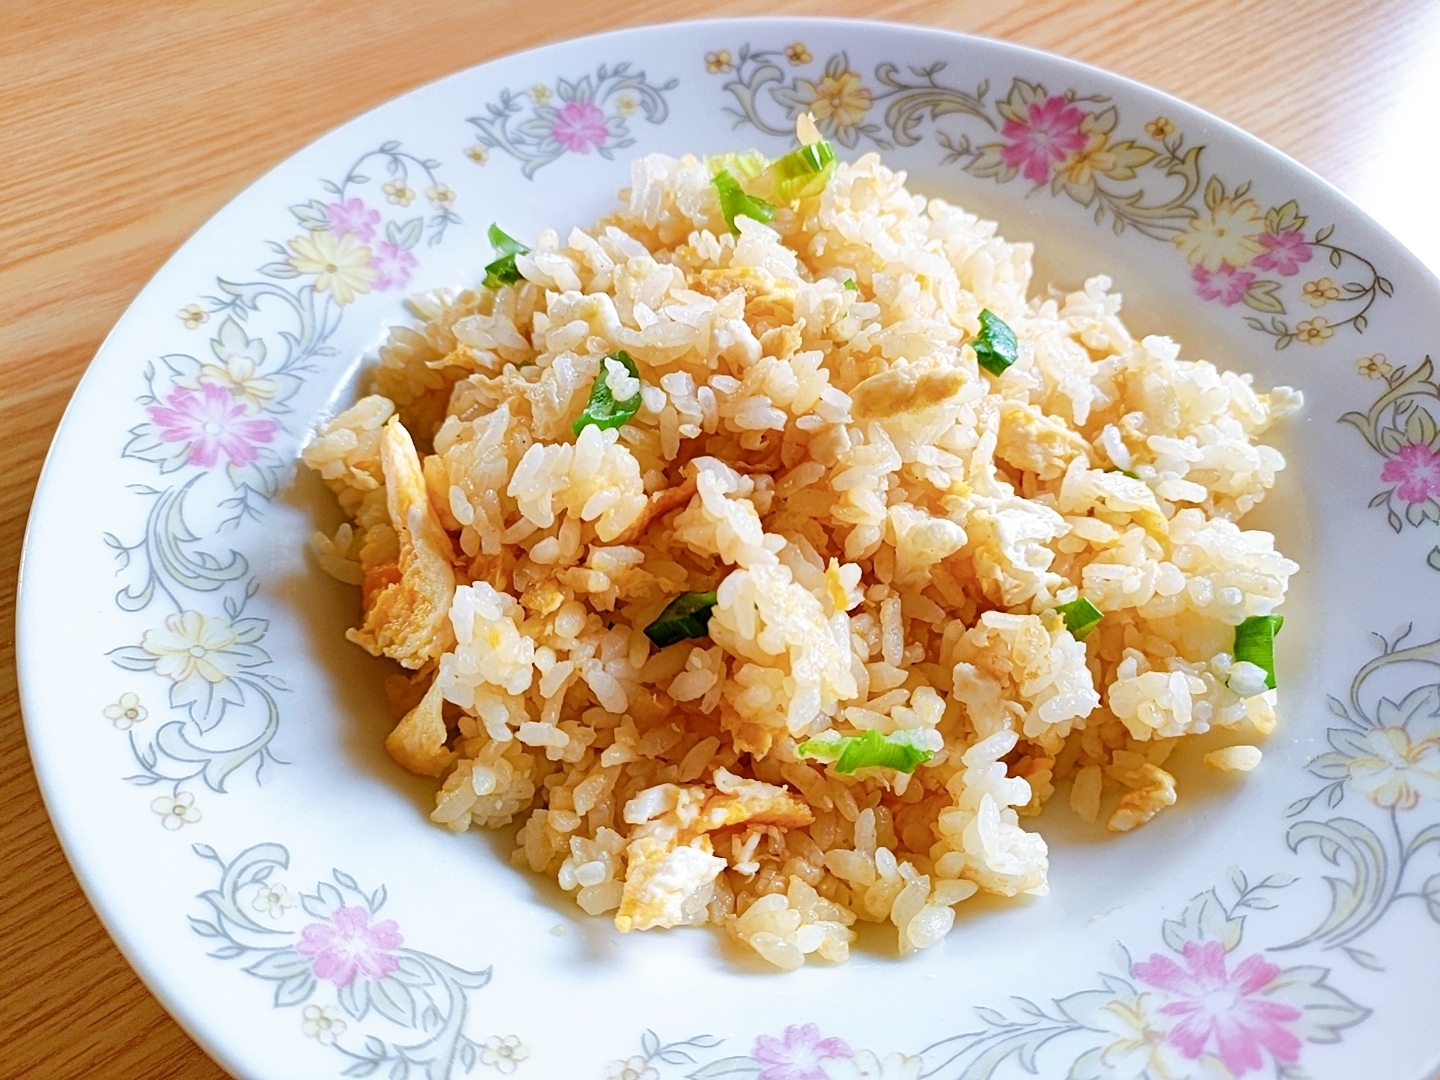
[286,230,378,306]
[382,179,416,206]
[198,355,278,409]
[785,43,812,65]
[705,50,733,75]
[807,70,873,133]
[1090,993,1197,1079]
[606,1056,659,1080]
[1345,726,1440,810]
[178,303,209,329]
[1144,116,1175,140]
[141,610,244,686]
[151,791,202,830]
[1294,316,1334,345]
[1171,196,1266,273]
[251,882,296,919]
[1302,276,1342,307]
[465,144,489,165]
[480,1035,531,1074]
[1356,353,1393,380]
[302,1004,347,1045]
[104,691,148,730]
[1061,131,1117,187]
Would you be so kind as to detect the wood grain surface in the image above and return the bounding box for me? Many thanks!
[4,2,1438,1076]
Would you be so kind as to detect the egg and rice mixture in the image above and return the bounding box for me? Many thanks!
[301,126,1300,969]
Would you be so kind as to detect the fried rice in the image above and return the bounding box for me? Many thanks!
[301,133,1300,969]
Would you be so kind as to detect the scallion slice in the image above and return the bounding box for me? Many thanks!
[797,729,935,775]
[704,150,770,181]
[483,223,529,288]
[1234,614,1284,689]
[843,277,858,291]
[713,169,775,233]
[1056,597,1104,641]
[758,139,837,202]
[644,590,719,648]
[572,351,643,436]
[973,308,1019,376]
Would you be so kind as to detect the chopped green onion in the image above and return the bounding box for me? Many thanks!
[644,590,719,648]
[1234,614,1283,690]
[973,308,1019,376]
[713,169,775,233]
[572,351,643,436]
[483,223,530,288]
[797,729,935,775]
[704,150,771,180]
[843,278,857,291]
[1056,597,1104,641]
[758,140,837,202]
[487,222,527,254]
[1109,468,1142,480]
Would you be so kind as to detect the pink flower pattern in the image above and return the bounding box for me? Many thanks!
[1252,229,1313,276]
[326,197,380,244]
[370,240,418,291]
[999,96,1087,184]
[1382,442,1440,505]
[550,100,609,153]
[753,1025,853,1080]
[296,905,403,988]
[146,383,278,468]
[1133,940,1302,1076]
[1191,263,1256,306]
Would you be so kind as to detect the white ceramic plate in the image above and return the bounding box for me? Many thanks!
[20,17,1440,1080]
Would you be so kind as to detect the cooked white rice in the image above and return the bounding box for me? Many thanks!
[301,138,1299,968]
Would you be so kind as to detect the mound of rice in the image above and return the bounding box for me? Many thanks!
[302,139,1299,968]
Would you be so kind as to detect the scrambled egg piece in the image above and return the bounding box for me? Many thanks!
[614,771,813,931]
[850,364,966,420]
[1108,763,1178,832]
[696,265,797,325]
[615,785,719,932]
[701,767,815,831]
[385,675,454,777]
[614,834,725,933]
[346,417,457,668]
[996,401,1091,480]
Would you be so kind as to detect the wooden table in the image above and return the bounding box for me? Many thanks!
[3,1,1437,1075]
